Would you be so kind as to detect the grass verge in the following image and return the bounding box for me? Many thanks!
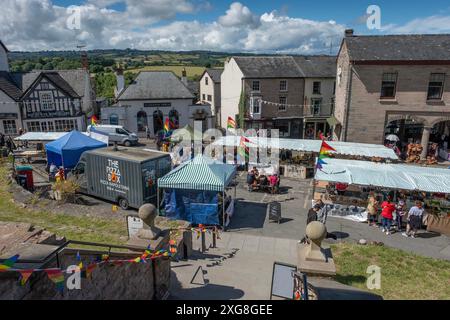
[331,242,450,300]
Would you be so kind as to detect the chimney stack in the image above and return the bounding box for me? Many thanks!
[345,29,354,37]
[81,51,89,70]
[181,68,188,86]
[115,66,125,99]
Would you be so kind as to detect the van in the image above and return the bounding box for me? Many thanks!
[87,125,139,147]
[71,147,172,210]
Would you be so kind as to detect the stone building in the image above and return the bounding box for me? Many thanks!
[220,56,336,139]
[102,71,213,137]
[334,30,450,157]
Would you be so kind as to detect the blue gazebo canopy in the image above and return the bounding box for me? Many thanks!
[45,131,107,169]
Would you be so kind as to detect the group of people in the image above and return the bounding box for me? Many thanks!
[246,166,279,194]
[367,192,424,238]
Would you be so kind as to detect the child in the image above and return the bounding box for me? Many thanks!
[381,195,395,235]
[395,199,406,232]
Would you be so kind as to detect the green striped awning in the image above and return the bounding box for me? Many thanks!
[158,155,236,192]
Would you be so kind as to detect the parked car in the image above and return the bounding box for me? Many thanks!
[87,125,138,147]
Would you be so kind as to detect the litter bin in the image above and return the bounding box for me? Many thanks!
[16,165,34,190]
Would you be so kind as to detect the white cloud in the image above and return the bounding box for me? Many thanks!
[0,0,345,54]
[218,2,259,28]
[381,15,450,34]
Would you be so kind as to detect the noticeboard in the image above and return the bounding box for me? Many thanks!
[270,262,297,299]
[127,216,143,238]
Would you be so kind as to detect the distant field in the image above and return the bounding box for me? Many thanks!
[126,65,207,78]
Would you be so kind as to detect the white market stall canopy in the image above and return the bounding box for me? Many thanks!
[14,132,67,141]
[15,131,108,144]
[315,158,450,194]
[212,136,398,160]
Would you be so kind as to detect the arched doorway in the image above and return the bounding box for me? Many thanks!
[431,120,450,161]
[109,114,119,125]
[153,110,164,134]
[137,111,148,132]
[169,109,180,129]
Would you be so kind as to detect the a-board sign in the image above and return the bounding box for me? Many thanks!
[268,201,281,223]
[127,216,143,238]
[270,262,297,299]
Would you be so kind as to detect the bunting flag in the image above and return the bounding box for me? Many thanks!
[169,240,177,254]
[227,117,236,129]
[46,269,65,293]
[86,264,97,279]
[90,115,98,126]
[76,251,83,269]
[0,254,20,271]
[19,270,33,286]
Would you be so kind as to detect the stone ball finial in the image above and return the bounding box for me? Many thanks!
[136,203,160,240]
[138,203,157,227]
[306,221,327,243]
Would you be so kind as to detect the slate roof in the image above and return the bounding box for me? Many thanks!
[233,55,337,78]
[292,56,337,78]
[0,71,22,101]
[344,34,450,62]
[205,68,223,83]
[18,69,89,97]
[118,71,195,100]
[233,56,304,78]
[0,40,9,53]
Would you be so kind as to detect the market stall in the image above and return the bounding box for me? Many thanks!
[212,136,398,179]
[314,158,450,234]
[158,155,237,228]
[45,130,107,170]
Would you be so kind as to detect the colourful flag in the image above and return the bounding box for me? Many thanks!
[0,254,19,271]
[238,136,250,158]
[316,140,336,170]
[91,115,98,126]
[164,118,170,133]
[227,117,236,129]
[19,270,33,286]
[86,263,97,279]
[46,269,65,293]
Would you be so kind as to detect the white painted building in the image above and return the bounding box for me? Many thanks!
[101,71,213,137]
[220,58,244,129]
[199,68,222,127]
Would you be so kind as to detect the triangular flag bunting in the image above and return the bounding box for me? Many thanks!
[19,270,33,286]
[0,254,20,271]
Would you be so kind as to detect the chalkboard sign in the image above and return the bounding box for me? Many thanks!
[268,201,281,223]
[270,262,297,299]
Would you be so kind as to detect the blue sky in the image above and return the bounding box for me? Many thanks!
[2,0,450,52]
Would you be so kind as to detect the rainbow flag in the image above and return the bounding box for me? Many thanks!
[19,270,34,286]
[316,140,336,170]
[86,263,97,279]
[164,118,170,133]
[46,269,65,293]
[238,136,250,158]
[90,115,98,126]
[227,117,236,129]
[0,254,19,271]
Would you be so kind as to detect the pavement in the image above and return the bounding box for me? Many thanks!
[227,171,450,261]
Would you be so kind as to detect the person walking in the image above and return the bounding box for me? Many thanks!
[403,201,424,238]
[145,125,151,140]
[366,191,378,226]
[395,198,407,232]
[381,195,395,235]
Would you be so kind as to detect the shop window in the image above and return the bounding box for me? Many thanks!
[137,111,148,132]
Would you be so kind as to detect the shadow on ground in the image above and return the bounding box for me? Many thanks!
[169,270,245,300]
